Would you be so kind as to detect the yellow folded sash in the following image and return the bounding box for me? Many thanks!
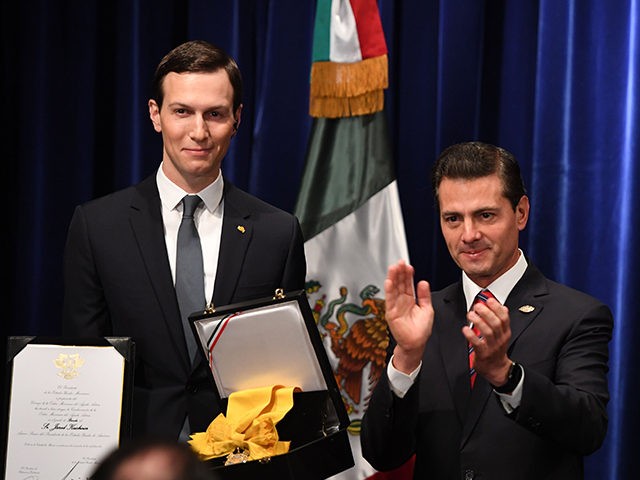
[189,385,298,463]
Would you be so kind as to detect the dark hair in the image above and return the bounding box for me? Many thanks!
[431,141,527,210]
[151,40,242,113]
[89,437,216,480]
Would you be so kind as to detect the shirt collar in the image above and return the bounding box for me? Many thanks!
[156,163,224,213]
[462,249,528,310]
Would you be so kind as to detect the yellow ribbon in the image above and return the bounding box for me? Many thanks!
[189,385,298,462]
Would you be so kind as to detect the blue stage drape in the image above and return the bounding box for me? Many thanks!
[2,1,638,477]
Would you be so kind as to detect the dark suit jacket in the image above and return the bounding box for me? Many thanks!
[62,174,306,439]
[361,263,612,479]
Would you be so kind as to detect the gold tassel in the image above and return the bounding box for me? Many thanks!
[310,55,388,118]
[310,91,384,118]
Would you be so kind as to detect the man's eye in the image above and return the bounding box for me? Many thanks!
[445,215,458,223]
[208,111,220,118]
[175,108,187,115]
[481,212,494,219]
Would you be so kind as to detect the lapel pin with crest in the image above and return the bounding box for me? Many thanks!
[518,305,535,313]
[237,225,246,234]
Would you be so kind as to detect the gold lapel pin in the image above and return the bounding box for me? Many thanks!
[237,225,246,234]
[518,305,535,313]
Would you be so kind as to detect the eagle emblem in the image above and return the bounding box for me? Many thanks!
[53,353,85,380]
[307,281,388,434]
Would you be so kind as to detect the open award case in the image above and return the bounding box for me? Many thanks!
[189,289,354,479]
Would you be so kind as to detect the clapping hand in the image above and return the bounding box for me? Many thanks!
[384,260,434,374]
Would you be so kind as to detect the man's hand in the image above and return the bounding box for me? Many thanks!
[463,297,512,386]
[385,260,434,374]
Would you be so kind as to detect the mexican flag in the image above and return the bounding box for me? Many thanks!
[295,1,413,479]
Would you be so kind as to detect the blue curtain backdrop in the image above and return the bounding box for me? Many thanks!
[2,1,637,478]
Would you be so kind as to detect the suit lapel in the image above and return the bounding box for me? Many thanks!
[130,175,190,371]
[212,183,252,308]
[437,284,474,424]
[503,264,547,348]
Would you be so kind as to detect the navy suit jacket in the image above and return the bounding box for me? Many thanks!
[62,174,306,438]
[361,263,612,479]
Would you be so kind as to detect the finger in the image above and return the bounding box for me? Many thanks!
[461,324,482,345]
[479,298,509,322]
[396,261,415,296]
[467,308,491,339]
[386,261,407,295]
[481,299,511,338]
[385,262,405,293]
[383,277,397,311]
[384,261,416,316]
[469,301,504,336]
[416,280,431,310]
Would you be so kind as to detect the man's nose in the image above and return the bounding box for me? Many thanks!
[461,219,481,242]
[190,116,209,140]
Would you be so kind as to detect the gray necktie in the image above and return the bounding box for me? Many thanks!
[175,195,205,365]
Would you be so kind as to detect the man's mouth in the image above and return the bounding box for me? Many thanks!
[184,147,212,156]
[461,248,488,258]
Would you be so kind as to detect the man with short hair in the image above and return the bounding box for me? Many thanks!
[361,141,612,479]
[63,40,306,440]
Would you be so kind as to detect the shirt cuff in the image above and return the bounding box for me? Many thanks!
[494,366,525,413]
[387,354,421,398]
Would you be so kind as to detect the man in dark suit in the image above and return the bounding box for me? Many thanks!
[361,142,612,479]
[62,40,306,440]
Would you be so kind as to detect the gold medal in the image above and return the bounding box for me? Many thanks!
[225,447,250,465]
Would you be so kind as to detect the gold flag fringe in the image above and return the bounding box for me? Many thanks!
[310,90,384,118]
[310,55,388,118]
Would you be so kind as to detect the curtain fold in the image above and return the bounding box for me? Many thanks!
[2,1,637,477]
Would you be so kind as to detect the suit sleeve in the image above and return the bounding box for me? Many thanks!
[62,205,112,337]
[515,301,613,454]
[361,369,419,471]
[280,216,307,292]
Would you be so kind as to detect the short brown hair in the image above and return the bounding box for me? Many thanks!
[151,40,242,113]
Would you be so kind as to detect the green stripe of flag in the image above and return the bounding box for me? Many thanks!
[311,0,332,62]
[294,111,395,241]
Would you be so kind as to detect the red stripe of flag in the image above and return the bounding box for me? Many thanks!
[349,0,388,59]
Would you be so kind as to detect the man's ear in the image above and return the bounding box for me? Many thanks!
[149,99,162,133]
[516,195,530,231]
[233,104,243,133]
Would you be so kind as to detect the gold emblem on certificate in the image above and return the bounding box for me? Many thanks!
[53,353,85,380]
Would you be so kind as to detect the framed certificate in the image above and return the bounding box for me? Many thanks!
[1,336,134,480]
